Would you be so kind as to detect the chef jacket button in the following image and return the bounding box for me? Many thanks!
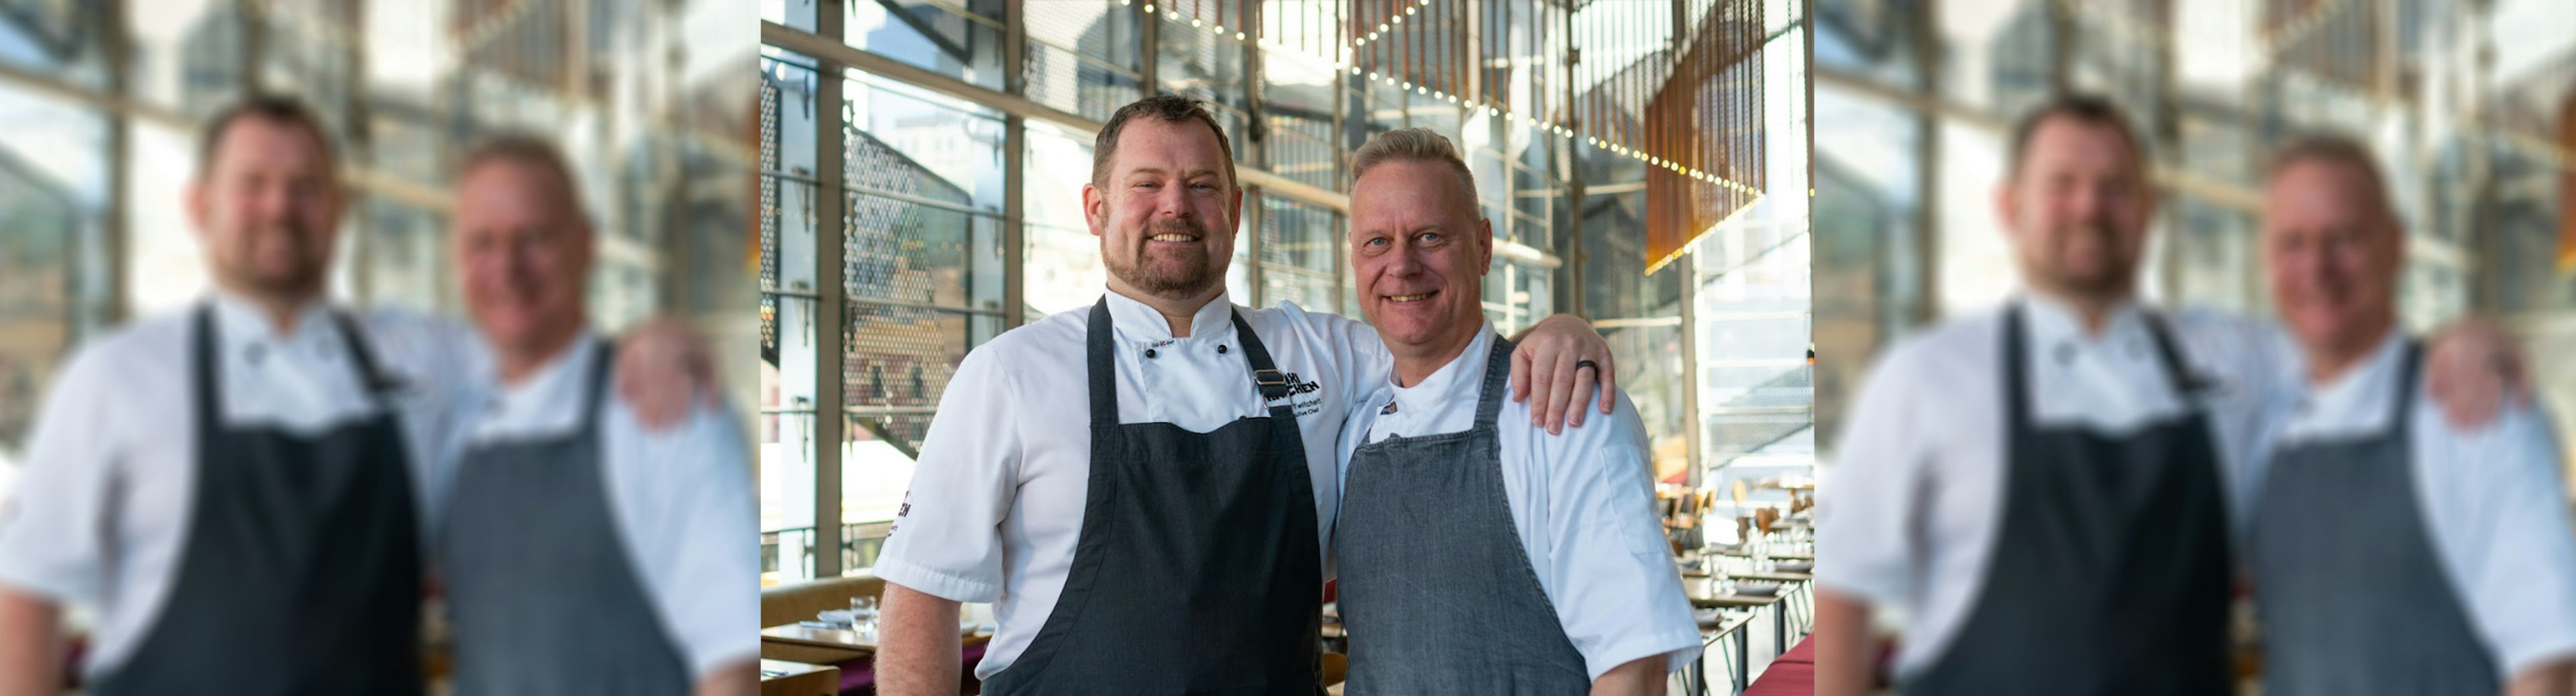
[1218,344,1229,354]
[1144,348,1158,359]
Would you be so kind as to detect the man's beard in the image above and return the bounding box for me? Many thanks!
[1104,218,1222,299]
[233,223,329,297]
[2042,222,2137,295]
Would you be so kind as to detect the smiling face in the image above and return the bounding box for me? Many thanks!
[1348,158,1492,359]
[1995,116,2156,302]
[2263,157,2402,360]
[186,115,345,302]
[452,157,594,362]
[1083,117,1241,302]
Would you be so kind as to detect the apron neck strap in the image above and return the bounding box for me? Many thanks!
[1474,334,1515,427]
[1085,296,1293,428]
[582,339,619,432]
[2002,303,2210,425]
[2393,340,2424,427]
[191,303,405,421]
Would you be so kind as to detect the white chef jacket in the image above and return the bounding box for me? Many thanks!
[0,293,474,677]
[1816,293,2292,677]
[2254,329,2576,679]
[873,291,1391,680]
[431,329,761,680]
[1336,324,1703,679]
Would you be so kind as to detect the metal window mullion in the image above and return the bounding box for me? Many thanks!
[103,0,131,328]
[812,0,849,579]
[1004,0,1026,329]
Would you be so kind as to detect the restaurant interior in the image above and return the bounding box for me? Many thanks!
[753,0,1812,694]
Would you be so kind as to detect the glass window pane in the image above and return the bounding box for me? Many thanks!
[0,87,109,456]
[847,0,1007,92]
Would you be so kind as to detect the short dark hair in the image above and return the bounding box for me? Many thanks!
[1091,94,1238,192]
[460,132,590,223]
[198,94,338,177]
[2267,132,2396,222]
[2006,93,2144,179]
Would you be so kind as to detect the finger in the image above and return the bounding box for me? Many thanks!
[1511,345,1535,403]
[1544,350,1578,435]
[1595,352,1619,414]
[1527,346,1558,426]
[1566,365,1597,428]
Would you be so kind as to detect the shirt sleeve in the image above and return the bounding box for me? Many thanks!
[1545,393,1702,679]
[2436,403,2576,679]
[635,399,762,678]
[0,344,124,602]
[1816,345,1927,605]
[871,346,1022,603]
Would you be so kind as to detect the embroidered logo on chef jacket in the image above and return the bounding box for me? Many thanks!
[1264,370,1326,417]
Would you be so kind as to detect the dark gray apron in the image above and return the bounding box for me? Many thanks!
[1337,335,1592,695]
[94,305,423,696]
[977,297,1323,695]
[1904,305,2234,695]
[439,340,691,696]
[2250,344,2498,696]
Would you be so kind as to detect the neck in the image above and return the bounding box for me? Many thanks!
[2030,285,2131,336]
[2302,313,2397,385]
[1391,325,1480,388]
[496,323,586,387]
[219,281,323,334]
[1108,281,1225,337]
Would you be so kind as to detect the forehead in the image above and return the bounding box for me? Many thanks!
[2263,160,2377,226]
[208,117,331,174]
[455,160,577,223]
[2017,117,2137,175]
[1108,117,1228,175]
[1349,160,1474,230]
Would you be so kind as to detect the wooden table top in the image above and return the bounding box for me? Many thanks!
[760,623,991,652]
[1732,570,1814,583]
[1686,591,1786,609]
[759,659,833,681]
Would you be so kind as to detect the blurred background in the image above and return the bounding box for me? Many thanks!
[1813,0,2576,466]
[0,0,757,491]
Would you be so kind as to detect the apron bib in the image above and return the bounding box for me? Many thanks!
[1336,335,1591,696]
[2249,344,2498,696]
[439,341,691,696]
[95,305,423,696]
[978,297,1324,695]
[1904,305,2234,696]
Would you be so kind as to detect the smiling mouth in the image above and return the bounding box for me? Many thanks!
[1148,233,1199,242]
[1385,291,1436,303]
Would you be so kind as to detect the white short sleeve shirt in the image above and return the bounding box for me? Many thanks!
[0,293,474,677]
[871,291,1390,680]
[1336,325,1703,679]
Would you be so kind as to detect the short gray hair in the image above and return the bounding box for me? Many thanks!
[1351,128,1480,215]
[2267,132,2396,223]
[459,132,590,224]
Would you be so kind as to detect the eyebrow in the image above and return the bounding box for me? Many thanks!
[1124,167,1222,180]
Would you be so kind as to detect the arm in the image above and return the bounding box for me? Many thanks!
[0,590,61,696]
[875,584,963,696]
[689,658,759,696]
[1510,314,1619,434]
[2504,658,2574,696]
[1816,591,1878,696]
[1813,345,1931,696]
[1586,655,1664,696]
